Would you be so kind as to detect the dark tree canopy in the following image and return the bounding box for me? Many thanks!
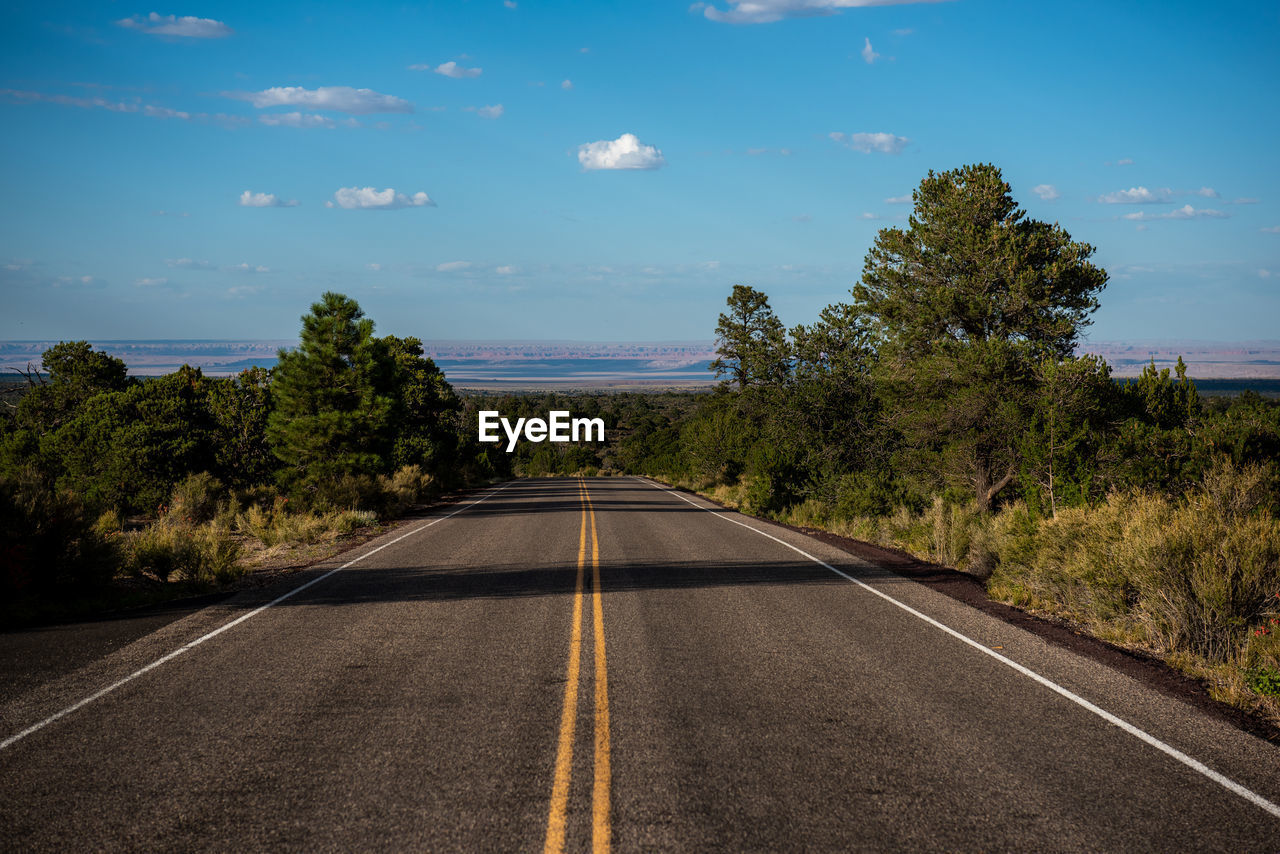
[854,163,1107,361]
[710,284,790,391]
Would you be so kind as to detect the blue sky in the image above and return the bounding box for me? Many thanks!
[2,0,1278,344]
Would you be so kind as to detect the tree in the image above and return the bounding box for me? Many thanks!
[267,293,395,490]
[381,335,461,474]
[710,284,790,391]
[854,164,1109,510]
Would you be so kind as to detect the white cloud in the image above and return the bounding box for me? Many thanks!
[1232,197,1259,205]
[495,265,518,275]
[698,0,949,25]
[53,275,103,289]
[227,285,262,297]
[1032,184,1060,201]
[230,86,412,115]
[1195,186,1220,198]
[467,104,504,119]
[134,277,168,287]
[884,194,912,204]
[861,37,879,64]
[116,13,232,38]
[1262,226,1280,234]
[505,0,518,6]
[328,187,436,210]
[437,261,472,272]
[561,79,573,90]
[228,263,271,273]
[2,87,248,126]
[366,262,382,271]
[166,258,215,269]
[1122,204,1228,221]
[239,190,298,207]
[829,131,908,154]
[578,133,666,170]
[1097,186,1173,204]
[1259,269,1272,279]
[420,61,483,79]
[258,111,344,129]
[1105,157,1134,166]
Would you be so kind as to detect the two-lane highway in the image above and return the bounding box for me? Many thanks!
[2,477,1279,851]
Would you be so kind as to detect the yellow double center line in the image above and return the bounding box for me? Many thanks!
[544,479,612,854]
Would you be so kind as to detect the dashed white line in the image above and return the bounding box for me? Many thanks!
[0,481,513,752]
[635,476,1280,821]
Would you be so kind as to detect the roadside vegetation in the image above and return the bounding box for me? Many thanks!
[0,295,503,627]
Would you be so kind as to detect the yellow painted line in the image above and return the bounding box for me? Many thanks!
[543,478,614,854]
[586,482,613,854]
[543,490,587,854]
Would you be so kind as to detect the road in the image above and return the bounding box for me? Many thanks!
[2,476,1279,851]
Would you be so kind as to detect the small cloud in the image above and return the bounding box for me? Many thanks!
[227,285,262,297]
[746,147,768,156]
[1195,186,1220,198]
[227,263,270,273]
[153,210,190,217]
[700,0,945,25]
[466,103,504,119]
[134,277,168,287]
[259,111,339,129]
[891,28,914,36]
[166,258,215,269]
[698,260,721,271]
[1097,186,1172,204]
[1259,269,1272,279]
[1122,204,1228,221]
[829,131,909,155]
[421,61,483,79]
[436,261,472,272]
[329,187,436,210]
[227,86,412,115]
[239,190,298,207]
[1261,225,1280,234]
[1032,184,1060,201]
[1231,197,1259,205]
[578,133,666,171]
[861,38,879,64]
[884,194,912,204]
[1105,157,1135,166]
[860,212,878,219]
[1135,224,1148,231]
[561,79,573,90]
[793,214,812,223]
[580,47,590,53]
[116,13,232,38]
[495,265,518,275]
[505,0,518,6]
[366,262,382,271]
[53,275,104,289]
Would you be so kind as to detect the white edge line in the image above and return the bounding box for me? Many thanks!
[0,480,514,752]
[634,477,1280,821]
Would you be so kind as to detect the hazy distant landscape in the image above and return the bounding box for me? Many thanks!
[4,339,1280,389]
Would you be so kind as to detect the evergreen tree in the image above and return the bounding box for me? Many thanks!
[267,293,395,489]
[710,284,790,391]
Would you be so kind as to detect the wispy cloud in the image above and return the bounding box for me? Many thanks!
[326,187,436,210]
[228,86,412,115]
[1231,197,1260,205]
[884,194,912,204]
[53,275,105,289]
[1122,204,1228,221]
[496,265,519,275]
[1,88,247,125]
[239,190,298,207]
[1033,184,1060,201]
[466,104,504,119]
[1097,186,1173,204]
[1105,157,1135,166]
[696,0,949,25]
[413,61,483,79]
[166,258,215,270]
[1194,186,1220,198]
[561,79,574,90]
[829,131,908,154]
[116,13,232,38]
[860,37,879,64]
[228,263,270,273]
[578,133,666,170]
[134,277,168,287]
[259,111,354,129]
[1262,226,1280,234]
[436,261,472,272]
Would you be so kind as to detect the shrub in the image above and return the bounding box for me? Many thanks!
[124,520,241,584]
[168,472,226,524]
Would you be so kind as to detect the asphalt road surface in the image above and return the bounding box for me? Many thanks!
[2,477,1279,852]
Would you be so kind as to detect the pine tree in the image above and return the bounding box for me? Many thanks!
[267,292,395,488]
[709,284,790,391]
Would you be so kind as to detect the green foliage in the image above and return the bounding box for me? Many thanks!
[0,469,118,605]
[268,292,396,491]
[125,521,242,585]
[710,284,790,391]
